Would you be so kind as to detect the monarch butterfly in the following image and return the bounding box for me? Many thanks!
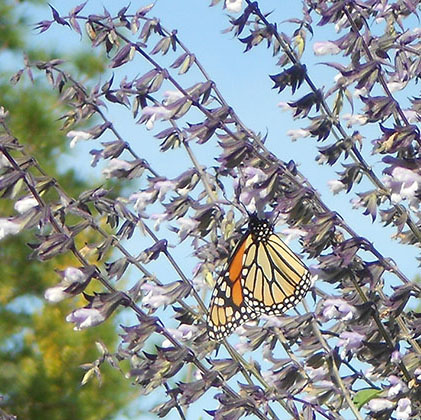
[207,214,311,341]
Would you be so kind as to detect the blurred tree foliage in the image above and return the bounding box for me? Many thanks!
[0,1,136,418]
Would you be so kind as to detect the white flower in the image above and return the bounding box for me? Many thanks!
[334,72,346,84]
[130,190,157,212]
[278,101,292,111]
[66,308,105,330]
[176,217,199,240]
[163,90,184,105]
[403,109,418,123]
[141,106,172,130]
[368,398,394,412]
[153,180,176,200]
[262,370,278,387]
[14,197,38,214]
[141,283,173,309]
[44,286,70,303]
[383,166,421,207]
[353,87,368,97]
[351,197,364,209]
[391,350,402,363]
[260,314,283,328]
[321,298,355,321]
[64,267,86,283]
[342,113,368,127]
[287,129,310,141]
[305,366,328,381]
[335,15,348,32]
[102,158,132,178]
[337,331,364,354]
[66,130,93,148]
[387,81,407,92]
[0,106,9,120]
[162,324,198,347]
[365,366,380,381]
[399,27,421,43]
[0,218,21,240]
[244,167,267,186]
[280,227,306,243]
[150,212,167,230]
[44,267,87,302]
[414,367,421,381]
[394,398,411,420]
[313,41,340,55]
[225,0,242,12]
[328,180,346,194]
[388,375,408,398]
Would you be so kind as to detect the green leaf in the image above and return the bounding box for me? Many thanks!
[354,388,383,409]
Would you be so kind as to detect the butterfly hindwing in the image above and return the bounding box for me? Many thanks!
[206,233,257,341]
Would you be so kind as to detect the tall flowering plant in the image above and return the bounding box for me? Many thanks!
[1,1,420,419]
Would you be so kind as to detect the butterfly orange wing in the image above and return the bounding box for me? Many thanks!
[206,233,257,341]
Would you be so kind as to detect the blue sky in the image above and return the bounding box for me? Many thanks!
[28,0,418,278]
[12,1,420,418]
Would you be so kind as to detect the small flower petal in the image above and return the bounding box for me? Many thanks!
[313,41,340,55]
[368,398,394,412]
[225,0,242,12]
[0,218,21,240]
[66,308,105,330]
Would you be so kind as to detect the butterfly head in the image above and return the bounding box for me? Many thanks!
[248,214,274,243]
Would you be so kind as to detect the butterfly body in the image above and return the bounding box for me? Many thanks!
[207,215,311,341]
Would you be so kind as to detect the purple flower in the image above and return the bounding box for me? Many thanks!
[391,350,402,364]
[383,166,421,208]
[414,367,421,382]
[368,398,394,412]
[140,106,172,130]
[337,331,364,354]
[394,398,411,420]
[342,113,368,127]
[66,307,105,330]
[313,41,340,56]
[387,375,408,397]
[45,267,91,303]
[130,190,158,212]
[153,179,176,200]
[102,158,133,178]
[286,128,310,141]
[321,298,355,321]
[162,324,198,347]
[66,292,126,330]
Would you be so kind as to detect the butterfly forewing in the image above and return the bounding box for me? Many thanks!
[243,233,311,315]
